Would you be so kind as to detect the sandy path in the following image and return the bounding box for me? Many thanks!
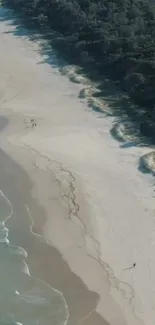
[0,7,155,325]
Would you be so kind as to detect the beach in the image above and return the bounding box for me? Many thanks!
[0,7,155,325]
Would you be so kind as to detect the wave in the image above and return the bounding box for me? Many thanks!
[0,190,69,325]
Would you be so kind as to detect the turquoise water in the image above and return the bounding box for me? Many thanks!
[0,190,68,325]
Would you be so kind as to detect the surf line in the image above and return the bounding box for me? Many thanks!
[24,203,69,325]
[25,203,43,238]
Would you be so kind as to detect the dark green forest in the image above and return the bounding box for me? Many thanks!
[3,0,155,139]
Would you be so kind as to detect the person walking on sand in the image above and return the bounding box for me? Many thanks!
[123,262,136,271]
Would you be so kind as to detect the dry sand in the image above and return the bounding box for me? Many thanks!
[0,6,155,325]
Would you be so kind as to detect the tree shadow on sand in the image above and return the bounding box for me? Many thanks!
[138,151,155,181]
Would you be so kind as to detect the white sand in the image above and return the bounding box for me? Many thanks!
[0,7,155,325]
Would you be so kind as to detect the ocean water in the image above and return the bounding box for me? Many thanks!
[0,190,69,325]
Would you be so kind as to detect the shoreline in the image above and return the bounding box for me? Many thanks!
[0,113,126,325]
[0,116,110,325]
[0,6,155,325]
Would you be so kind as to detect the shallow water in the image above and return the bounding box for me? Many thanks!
[0,190,68,325]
